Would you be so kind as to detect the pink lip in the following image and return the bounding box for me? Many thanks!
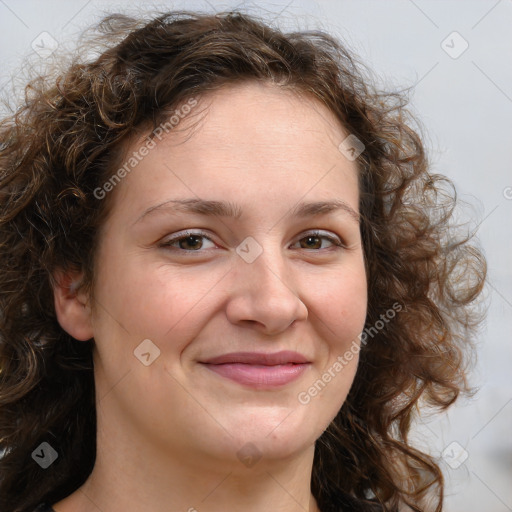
[200,351,311,389]
[202,350,309,365]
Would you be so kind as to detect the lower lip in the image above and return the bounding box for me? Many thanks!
[201,363,310,388]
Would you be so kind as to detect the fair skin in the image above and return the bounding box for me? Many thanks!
[53,81,367,512]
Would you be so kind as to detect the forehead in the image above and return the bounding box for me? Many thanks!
[106,81,360,222]
[179,81,348,152]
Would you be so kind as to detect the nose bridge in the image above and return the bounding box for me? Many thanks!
[226,238,308,333]
[244,243,289,294]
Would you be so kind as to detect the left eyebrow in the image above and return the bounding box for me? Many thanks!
[291,199,360,223]
[133,198,360,225]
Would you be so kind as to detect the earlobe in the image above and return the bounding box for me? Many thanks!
[53,271,94,341]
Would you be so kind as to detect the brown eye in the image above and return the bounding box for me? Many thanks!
[293,231,343,251]
[177,235,204,250]
[160,231,216,252]
[300,235,323,250]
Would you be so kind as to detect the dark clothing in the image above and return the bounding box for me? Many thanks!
[33,505,55,512]
[34,493,387,512]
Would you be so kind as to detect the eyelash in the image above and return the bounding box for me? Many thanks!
[159,229,345,254]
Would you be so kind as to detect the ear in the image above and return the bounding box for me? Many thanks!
[53,270,94,341]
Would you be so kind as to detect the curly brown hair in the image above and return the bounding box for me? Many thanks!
[0,10,486,512]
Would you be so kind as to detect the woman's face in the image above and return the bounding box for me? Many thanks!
[71,81,367,469]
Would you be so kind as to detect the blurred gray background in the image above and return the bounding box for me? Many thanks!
[1,1,510,510]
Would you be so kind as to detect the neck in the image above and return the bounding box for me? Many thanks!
[53,400,321,512]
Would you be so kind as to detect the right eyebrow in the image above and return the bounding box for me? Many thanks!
[134,198,243,225]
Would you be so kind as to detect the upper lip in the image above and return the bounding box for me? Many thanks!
[201,351,310,365]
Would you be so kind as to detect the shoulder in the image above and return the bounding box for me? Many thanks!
[32,504,55,512]
[321,490,392,512]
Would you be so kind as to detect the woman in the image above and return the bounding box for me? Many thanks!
[0,10,486,512]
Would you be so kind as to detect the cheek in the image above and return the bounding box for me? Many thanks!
[310,263,368,345]
[300,271,366,419]
[90,253,233,386]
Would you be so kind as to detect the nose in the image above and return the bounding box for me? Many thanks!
[224,245,308,336]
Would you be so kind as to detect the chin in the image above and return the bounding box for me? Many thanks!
[224,414,320,458]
